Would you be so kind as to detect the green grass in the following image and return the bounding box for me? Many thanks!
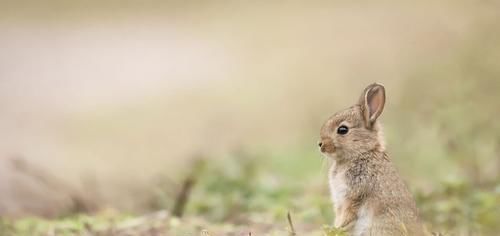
[2,148,498,235]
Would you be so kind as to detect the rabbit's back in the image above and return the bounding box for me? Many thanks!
[349,152,423,235]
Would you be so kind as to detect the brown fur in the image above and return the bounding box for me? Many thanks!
[319,83,426,236]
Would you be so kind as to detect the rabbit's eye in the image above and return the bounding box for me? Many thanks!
[337,125,349,135]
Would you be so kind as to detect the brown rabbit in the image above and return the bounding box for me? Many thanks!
[318,83,425,236]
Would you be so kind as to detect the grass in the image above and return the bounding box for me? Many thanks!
[1,147,498,235]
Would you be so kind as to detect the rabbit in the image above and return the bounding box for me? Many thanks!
[318,83,426,236]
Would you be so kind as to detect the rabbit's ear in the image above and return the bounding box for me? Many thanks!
[359,83,386,128]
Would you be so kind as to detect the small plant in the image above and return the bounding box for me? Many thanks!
[322,225,347,236]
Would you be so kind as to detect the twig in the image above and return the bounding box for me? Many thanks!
[172,158,205,217]
[287,211,297,236]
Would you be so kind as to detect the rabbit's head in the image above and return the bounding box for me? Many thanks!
[319,83,386,160]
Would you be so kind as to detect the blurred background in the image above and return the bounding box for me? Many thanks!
[0,1,499,235]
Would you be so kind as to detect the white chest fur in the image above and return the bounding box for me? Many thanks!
[352,204,372,236]
[329,163,347,212]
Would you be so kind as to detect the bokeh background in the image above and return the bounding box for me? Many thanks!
[0,1,499,235]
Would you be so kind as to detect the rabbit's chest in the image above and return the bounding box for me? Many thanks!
[329,168,348,208]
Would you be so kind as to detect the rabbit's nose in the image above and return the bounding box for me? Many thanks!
[318,141,323,148]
